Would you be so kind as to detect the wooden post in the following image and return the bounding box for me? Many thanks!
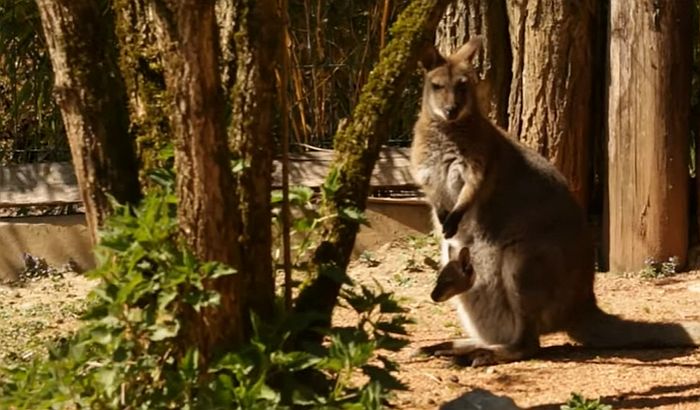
[607,0,691,272]
[506,0,595,208]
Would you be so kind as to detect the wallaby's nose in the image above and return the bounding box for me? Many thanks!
[444,105,458,120]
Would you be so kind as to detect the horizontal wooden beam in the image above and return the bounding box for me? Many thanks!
[0,147,419,207]
[271,146,416,189]
[0,162,81,207]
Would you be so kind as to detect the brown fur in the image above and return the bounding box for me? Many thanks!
[412,39,700,366]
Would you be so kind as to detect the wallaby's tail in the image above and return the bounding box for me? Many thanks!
[568,307,700,349]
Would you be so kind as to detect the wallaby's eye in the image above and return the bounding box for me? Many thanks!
[431,83,444,90]
[455,78,468,93]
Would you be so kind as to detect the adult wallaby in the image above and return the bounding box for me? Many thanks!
[410,37,700,366]
[410,37,491,242]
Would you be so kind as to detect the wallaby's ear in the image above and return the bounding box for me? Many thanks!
[419,43,446,71]
[474,80,490,115]
[450,36,484,63]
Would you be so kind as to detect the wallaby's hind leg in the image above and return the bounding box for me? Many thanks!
[419,333,540,367]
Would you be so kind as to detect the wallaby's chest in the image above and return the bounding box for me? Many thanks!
[412,129,471,201]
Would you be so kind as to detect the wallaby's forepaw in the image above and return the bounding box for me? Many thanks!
[442,211,461,238]
[436,208,449,224]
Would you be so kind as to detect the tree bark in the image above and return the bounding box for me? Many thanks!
[150,0,245,356]
[506,0,594,207]
[294,0,453,336]
[35,0,141,243]
[113,0,171,186]
[607,0,691,272]
[220,0,280,321]
[436,0,510,128]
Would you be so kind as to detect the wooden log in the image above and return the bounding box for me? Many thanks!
[607,0,692,272]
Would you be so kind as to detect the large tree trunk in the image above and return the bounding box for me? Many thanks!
[294,0,453,338]
[506,0,594,207]
[151,0,245,357]
[436,0,510,128]
[35,0,141,243]
[113,0,170,186]
[219,0,280,321]
[607,0,691,272]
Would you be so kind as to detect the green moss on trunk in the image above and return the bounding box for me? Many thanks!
[294,0,453,333]
[151,0,246,362]
[223,0,280,321]
[113,0,170,187]
[35,0,141,243]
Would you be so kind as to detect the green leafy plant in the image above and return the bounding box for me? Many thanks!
[1,166,410,409]
[561,393,612,410]
[358,251,381,268]
[640,256,679,279]
[271,185,325,273]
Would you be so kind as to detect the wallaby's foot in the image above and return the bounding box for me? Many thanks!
[442,211,461,239]
[418,340,496,367]
[418,338,538,367]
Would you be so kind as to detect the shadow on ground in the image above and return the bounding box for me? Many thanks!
[528,382,700,410]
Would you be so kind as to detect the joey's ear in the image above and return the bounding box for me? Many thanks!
[450,36,483,63]
[458,247,471,269]
[419,43,446,71]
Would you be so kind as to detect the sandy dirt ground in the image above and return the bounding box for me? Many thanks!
[2,235,699,409]
[336,237,700,409]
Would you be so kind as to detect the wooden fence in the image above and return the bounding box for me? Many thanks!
[0,148,432,281]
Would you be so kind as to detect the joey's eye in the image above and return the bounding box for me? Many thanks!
[431,83,444,90]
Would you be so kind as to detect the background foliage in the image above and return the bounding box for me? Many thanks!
[0,0,67,164]
[0,0,424,163]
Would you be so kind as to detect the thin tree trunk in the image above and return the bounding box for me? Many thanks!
[278,0,293,311]
[220,0,280,320]
[436,0,510,128]
[506,0,594,207]
[607,0,691,272]
[35,0,141,243]
[294,0,453,337]
[113,0,170,185]
[150,0,245,356]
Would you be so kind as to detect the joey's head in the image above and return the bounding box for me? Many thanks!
[430,246,475,303]
[419,37,483,123]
